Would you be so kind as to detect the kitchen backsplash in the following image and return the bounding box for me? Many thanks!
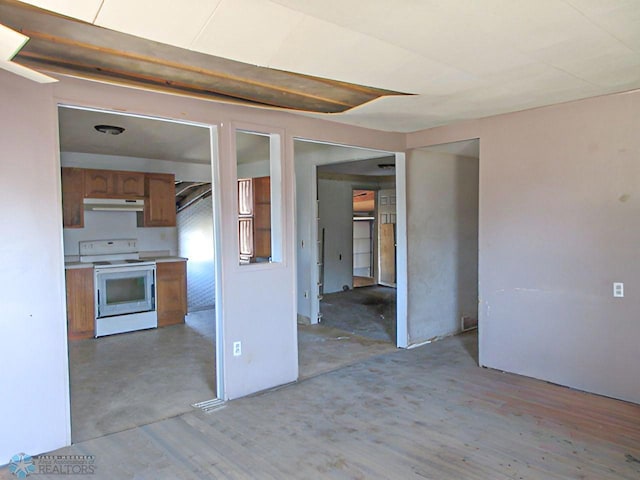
[63,210,178,256]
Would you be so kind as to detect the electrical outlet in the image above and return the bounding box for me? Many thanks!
[233,341,242,356]
[613,282,624,298]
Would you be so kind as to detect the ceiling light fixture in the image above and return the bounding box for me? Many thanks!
[94,125,125,135]
[378,163,395,170]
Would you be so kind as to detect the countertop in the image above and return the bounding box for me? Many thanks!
[141,256,187,263]
[64,256,187,269]
[64,261,93,270]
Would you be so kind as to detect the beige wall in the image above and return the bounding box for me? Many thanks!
[3,64,638,461]
[406,150,479,343]
[0,71,404,458]
[0,74,70,458]
[408,90,640,404]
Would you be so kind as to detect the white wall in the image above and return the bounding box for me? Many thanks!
[237,159,269,179]
[63,211,178,257]
[0,73,70,460]
[405,150,479,343]
[61,152,212,182]
[318,179,355,293]
[178,197,215,311]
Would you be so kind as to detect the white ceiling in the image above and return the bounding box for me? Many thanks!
[58,107,392,168]
[31,0,640,133]
[58,107,212,163]
[318,157,395,177]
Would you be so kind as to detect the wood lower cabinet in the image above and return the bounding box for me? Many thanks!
[61,167,84,228]
[141,173,176,227]
[65,268,95,339]
[156,261,187,327]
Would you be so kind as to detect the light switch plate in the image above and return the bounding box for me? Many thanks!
[613,282,624,298]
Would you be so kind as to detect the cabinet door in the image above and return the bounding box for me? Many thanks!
[252,176,271,259]
[239,217,254,260]
[144,173,176,227]
[65,268,95,339]
[156,261,187,327]
[84,169,114,197]
[61,167,84,228]
[115,172,145,197]
[238,178,253,216]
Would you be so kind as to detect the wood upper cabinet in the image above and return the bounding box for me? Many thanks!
[61,167,84,228]
[115,172,145,197]
[61,167,175,228]
[65,267,95,339]
[84,169,112,197]
[141,173,176,227]
[156,261,187,327]
[85,169,145,198]
[237,176,271,262]
[238,178,253,216]
[253,176,271,259]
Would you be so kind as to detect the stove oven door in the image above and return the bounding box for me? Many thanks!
[95,265,155,319]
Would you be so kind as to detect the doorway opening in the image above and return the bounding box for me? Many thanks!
[407,139,479,363]
[58,105,222,442]
[352,189,376,288]
[294,139,406,378]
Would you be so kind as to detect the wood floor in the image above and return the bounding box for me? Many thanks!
[8,331,640,479]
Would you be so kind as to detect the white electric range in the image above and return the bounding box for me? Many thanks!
[79,239,157,337]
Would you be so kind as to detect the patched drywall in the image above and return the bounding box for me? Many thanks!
[406,149,479,343]
[408,90,640,405]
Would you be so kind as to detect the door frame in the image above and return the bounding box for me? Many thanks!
[295,138,408,348]
[56,104,226,415]
[351,187,377,283]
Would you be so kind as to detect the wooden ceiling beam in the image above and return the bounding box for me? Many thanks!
[0,0,408,114]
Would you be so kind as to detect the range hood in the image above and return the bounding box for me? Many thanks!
[83,198,144,212]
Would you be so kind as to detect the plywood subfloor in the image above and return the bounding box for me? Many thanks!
[23,331,640,479]
[320,286,396,343]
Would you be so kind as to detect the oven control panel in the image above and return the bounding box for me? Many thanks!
[80,239,138,256]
